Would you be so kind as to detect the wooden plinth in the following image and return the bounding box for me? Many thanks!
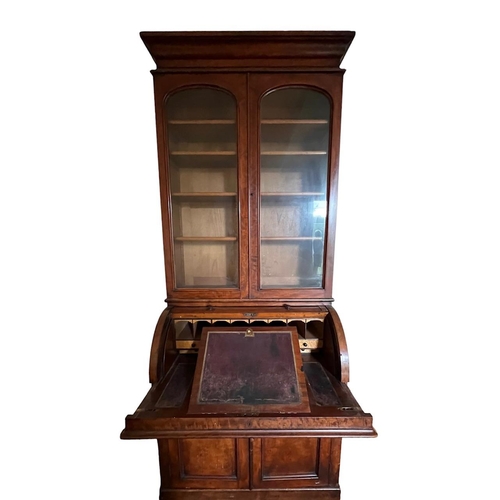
[159,490,340,499]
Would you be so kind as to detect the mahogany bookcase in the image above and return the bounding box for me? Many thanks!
[121,31,376,500]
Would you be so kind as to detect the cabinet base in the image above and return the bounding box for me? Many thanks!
[160,489,340,500]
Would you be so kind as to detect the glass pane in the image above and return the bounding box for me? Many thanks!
[166,88,238,288]
[260,88,330,288]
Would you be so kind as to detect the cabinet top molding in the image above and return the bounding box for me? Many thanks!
[140,31,355,71]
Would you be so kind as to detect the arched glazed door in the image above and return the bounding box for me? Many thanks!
[155,74,248,301]
[249,74,344,300]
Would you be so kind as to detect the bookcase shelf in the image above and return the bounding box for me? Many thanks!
[172,192,237,197]
[261,237,323,241]
[169,119,236,125]
[175,237,237,242]
[261,119,328,124]
[261,151,327,156]
[261,192,324,197]
[170,151,236,156]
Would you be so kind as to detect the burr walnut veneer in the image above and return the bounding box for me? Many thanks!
[121,31,376,500]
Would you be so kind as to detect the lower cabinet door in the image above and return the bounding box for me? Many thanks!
[163,438,250,489]
[251,437,332,489]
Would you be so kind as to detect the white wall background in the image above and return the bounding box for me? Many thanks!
[1,2,499,499]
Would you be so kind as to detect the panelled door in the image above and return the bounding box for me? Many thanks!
[159,437,339,491]
[161,438,250,489]
[251,437,334,489]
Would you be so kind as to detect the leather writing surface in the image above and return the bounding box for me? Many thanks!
[156,363,196,408]
[199,331,300,405]
[303,362,340,406]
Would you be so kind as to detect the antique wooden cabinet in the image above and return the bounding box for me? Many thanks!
[121,31,376,500]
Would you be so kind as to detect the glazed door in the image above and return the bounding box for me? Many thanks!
[153,73,249,301]
[248,74,344,300]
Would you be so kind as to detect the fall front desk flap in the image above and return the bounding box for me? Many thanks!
[188,327,311,414]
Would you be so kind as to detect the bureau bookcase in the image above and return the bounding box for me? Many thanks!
[121,31,376,500]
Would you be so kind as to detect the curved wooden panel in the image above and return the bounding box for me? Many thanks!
[327,306,349,383]
[149,306,172,384]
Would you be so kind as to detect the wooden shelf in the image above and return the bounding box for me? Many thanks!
[261,192,324,197]
[175,237,238,242]
[170,151,236,156]
[261,237,323,241]
[169,120,236,125]
[261,151,327,156]
[172,192,237,197]
[261,119,328,124]
[172,163,235,169]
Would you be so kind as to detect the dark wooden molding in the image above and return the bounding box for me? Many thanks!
[140,31,355,71]
[121,415,376,439]
[159,489,340,499]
